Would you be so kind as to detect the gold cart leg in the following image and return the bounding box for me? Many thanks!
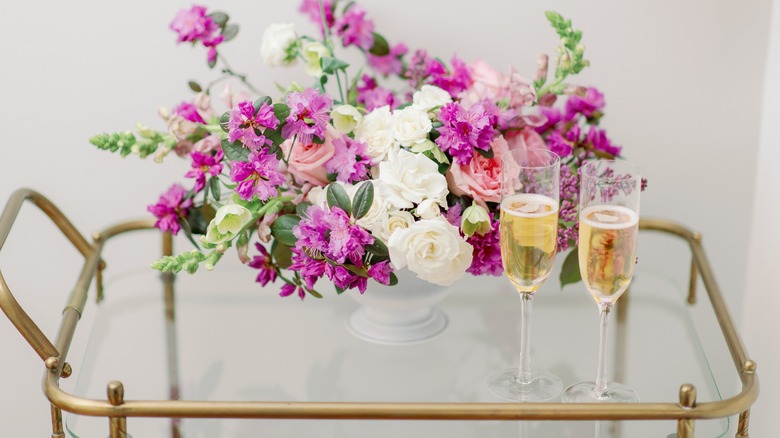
[108,381,128,438]
[687,233,701,304]
[736,360,757,437]
[677,383,697,438]
[162,232,182,438]
[50,404,64,438]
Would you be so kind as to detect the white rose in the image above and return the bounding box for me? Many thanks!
[374,210,415,243]
[379,149,448,209]
[392,107,432,147]
[260,23,298,67]
[301,41,330,76]
[202,204,253,244]
[415,198,444,219]
[412,85,452,113]
[355,106,399,162]
[388,217,474,286]
[331,105,363,134]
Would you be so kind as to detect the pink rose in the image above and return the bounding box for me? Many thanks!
[447,134,512,206]
[459,60,503,108]
[505,127,550,166]
[282,126,337,186]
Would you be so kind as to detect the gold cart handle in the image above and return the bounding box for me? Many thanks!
[0,188,97,362]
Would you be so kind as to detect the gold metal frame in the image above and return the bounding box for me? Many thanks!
[0,188,758,437]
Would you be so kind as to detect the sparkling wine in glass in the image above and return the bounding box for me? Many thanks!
[562,159,641,403]
[487,148,563,402]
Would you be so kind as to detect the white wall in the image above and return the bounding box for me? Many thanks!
[743,0,780,435]
[0,0,771,435]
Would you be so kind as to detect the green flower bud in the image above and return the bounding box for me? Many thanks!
[331,104,363,133]
[461,203,492,237]
[203,204,253,245]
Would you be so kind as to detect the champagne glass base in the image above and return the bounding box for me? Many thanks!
[487,369,563,402]
[561,381,640,403]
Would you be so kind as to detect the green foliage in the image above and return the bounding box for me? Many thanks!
[326,183,352,216]
[188,81,203,92]
[221,139,250,162]
[270,214,301,246]
[89,127,170,159]
[368,32,390,56]
[352,181,374,220]
[320,56,350,74]
[536,11,590,96]
[559,247,582,288]
[151,250,210,274]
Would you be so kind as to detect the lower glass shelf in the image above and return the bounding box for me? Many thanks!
[63,251,729,437]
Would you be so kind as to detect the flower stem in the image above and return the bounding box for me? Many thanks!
[216,52,263,95]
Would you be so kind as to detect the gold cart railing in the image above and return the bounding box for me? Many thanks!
[0,188,758,438]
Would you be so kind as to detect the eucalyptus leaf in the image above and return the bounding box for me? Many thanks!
[188,81,203,93]
[307,288,324,298]
[352,181,374,220]
[296,201,313,218]
[208,11,229,27]
[222,24,239,42]
[559,247,582,288]
[326,183,352,216]
[221,139,250,162]
[344,264,370,278]
[270,214,301,247]
[273,103,290,123]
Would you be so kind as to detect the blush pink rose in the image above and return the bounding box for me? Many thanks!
[505,127,550,166]
[447,134,512,206]
[282,126,337,186]
[459,60,502,108]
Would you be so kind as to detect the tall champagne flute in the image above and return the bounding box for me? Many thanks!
[562,159,641,403]
[487,148,562,401]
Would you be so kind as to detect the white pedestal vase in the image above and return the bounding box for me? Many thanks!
[346,269,451,345]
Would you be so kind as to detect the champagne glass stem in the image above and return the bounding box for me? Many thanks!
[517,292,534,383]
[595,303,613,398]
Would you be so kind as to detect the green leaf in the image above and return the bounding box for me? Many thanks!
[254,96,273,112]
[208,177,221,201]
[270,214,301,246]
[352,181,374,220]
[185,207,209,236]
[222,24,239,42]
[368,32,390,56]
[326,183,352,216]
[334,285,346,295]
[307,288,324,298]
[264,128,285,148]
[320,56,350,74]
[344,264,370,278]
[219,112,230,132]
[366,239,389,258]
[271,241,293,269]
[188,81,203,93]
[221,139,250,162]
[209,11,229,27]
[475,147,494,159]
[296,201,313,217]
[388,272,398,286]
[559,247,582,288]
[273,103,290,123]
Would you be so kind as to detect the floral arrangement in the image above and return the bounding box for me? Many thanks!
[90,1,627,299]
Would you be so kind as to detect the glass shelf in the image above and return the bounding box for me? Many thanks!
[63,239,730,437]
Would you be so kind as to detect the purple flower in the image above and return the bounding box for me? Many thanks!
[534,107,563,134]
[466,216,503,276]
[279,282,306,300]
[435,102,496,165]
[147,184,193,235]
[230,149,286,201]
[299,0,334,35]
[546,131,573,158]
[248,243,278,287]
[445,202,463,227]
[289,247,327,290]
[586,126,622,157]
[173,102,206,124]
[294,204,374,267]
[335,6,375,50]
[356,75,396,111]
[325,136,372,184]
[368,43,407,76]
[565,87,605,120]
[431,56,472,97]
[228,101,279,150]
[169,6,224,62]
[368,261,393,286]
[185,150,224,192]
[282,88,333,144]
[327,264,368,293]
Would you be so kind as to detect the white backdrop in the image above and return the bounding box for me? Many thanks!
[0,0,773,435]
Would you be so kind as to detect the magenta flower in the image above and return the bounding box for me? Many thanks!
[335,6,375,50]
[228,101,279,150]
[169,5,224,62]
[405,51,472,97]
[435,102,496,165]
[327,264,368,294]
[586,126,622,156]
[431,56,473,97]
[546,131,573,158]
[357,75,396,111]
[282,88,333,144]
[294,205,374,265]
[279,282,306,300]
[173,102,206,124]
[368,43,407,76]
[147,184,193,235]
[466,216,503,276]
[368,261,392,286]
[325,136,372,184]
[230,149,285,201]
[289,247,327,290]
[185,150,224,192]
[299,0,334,35]
[248,243,278,287]
[565,87,605,120]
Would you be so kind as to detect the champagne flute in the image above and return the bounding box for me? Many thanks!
[562,159,641,403]
[487,148,563,402]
